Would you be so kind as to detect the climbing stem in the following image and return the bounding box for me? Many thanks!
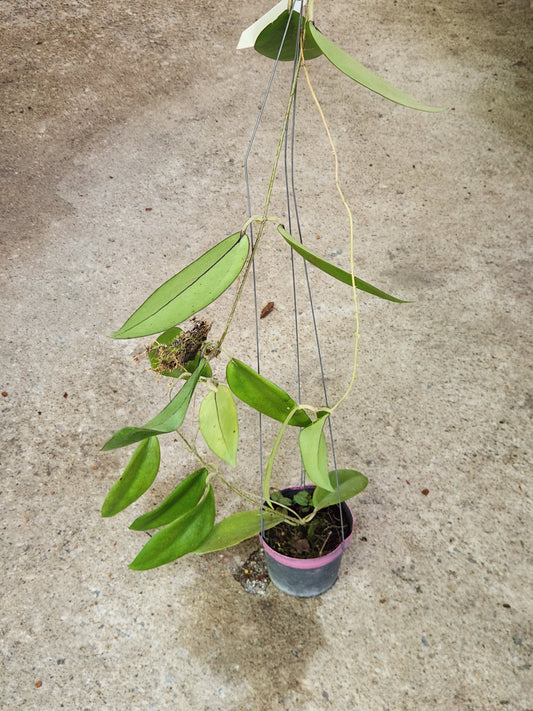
[302,57,360,413]
[240,214,282,235]
[217,474,262,509]
[176,431,215,473]
[178,431,262,508]
[262,404,301,504]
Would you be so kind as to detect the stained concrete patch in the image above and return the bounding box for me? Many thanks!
[182,552,323,710]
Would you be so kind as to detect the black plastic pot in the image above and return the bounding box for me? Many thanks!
[260,486,354,598]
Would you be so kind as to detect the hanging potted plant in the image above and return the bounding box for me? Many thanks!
[100,1,443,597]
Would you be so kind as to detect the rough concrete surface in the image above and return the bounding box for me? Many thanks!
[1,0,532,709]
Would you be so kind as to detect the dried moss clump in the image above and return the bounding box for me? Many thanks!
[149,320,217,376]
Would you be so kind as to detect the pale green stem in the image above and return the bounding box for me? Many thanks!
[262,403,301,503]
[301,55,360,414]
[177,431,215,473]
[179,431,265,508]
[266,498,305,525]
[240,214,282,234]
[216,473,263,508]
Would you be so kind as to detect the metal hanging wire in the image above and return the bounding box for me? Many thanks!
[281,9,346,543]
[243,2,346,544]
[243,5,297,533]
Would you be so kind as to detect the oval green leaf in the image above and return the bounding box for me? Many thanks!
[255,11,322,61]
[148,327,212,378]
[312,469,368,509]
[194,509,285,554]
[199,385,239,467]
[101,436,161,517]
[101,359,205,451]
[129,467,209,530]
[299,414,334,491]
[278,225,408,302]
[129,485,215,570]
[307,23,444,112]
[226,358,311,427]
[111,232,249,339]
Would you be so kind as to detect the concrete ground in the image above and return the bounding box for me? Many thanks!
[1,1,532,709]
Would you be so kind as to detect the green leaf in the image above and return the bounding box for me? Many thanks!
[255,11,322,61]
[299,414,334,491]
[111,232,249,339]
[148,327,212,379]
[183,351,212,378]
[198,385,239,466]
[101,359,205,450]
[293,490,312,507]
[129,485,215,570]
[307,23,444,112]
[270,490,292,507]
[278,225,408,302]
[312,469,368,509]
[101,437,161,517]
[148,327,182,375]
[194,509,285,554]
[129,467,209,530]
[226,358,311,427]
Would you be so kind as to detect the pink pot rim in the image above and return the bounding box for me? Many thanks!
[260,485,353,570]
[261,529,353,569]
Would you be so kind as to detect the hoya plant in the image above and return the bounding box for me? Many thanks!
[101,1,442,570]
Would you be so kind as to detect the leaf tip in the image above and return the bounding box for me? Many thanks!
[128,554,151,571]
[108,325,129,339]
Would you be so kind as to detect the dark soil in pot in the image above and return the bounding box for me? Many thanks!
[264,491,351,559]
